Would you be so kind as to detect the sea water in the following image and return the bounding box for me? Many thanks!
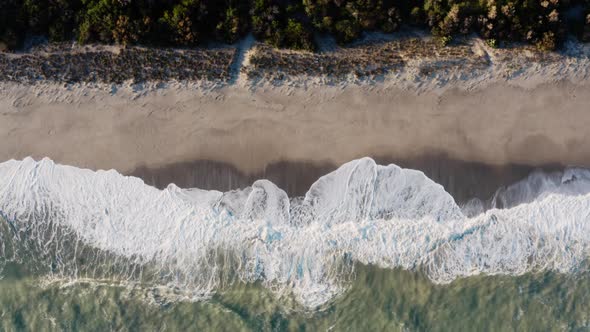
[1,157,589,330]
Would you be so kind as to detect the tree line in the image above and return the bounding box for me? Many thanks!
[1,0,589,51]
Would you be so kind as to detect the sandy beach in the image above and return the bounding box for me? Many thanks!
[2,81,589,170]
[0,79,588,200]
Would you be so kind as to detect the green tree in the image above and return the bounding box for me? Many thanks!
[302,0,403,44]
[216,4,249,44]
[250,0,315,50]
[78,0,124,43]
[160,0,202,45]
[284,19,315,50]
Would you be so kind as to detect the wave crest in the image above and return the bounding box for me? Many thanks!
[1,157,589,308]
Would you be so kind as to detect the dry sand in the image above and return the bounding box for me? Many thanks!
[1,81,589,176]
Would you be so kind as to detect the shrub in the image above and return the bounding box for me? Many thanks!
[113,15,139,45]
[216,7,242,44]
[437,34,453,46]
[284,19,314,50]
[334,19,361,43]
[160,1,201,46]
[250,0,315,50]
[536,30,557,50]
[77,0,123,44]
[303,0,403,44]
[0,0,582,51]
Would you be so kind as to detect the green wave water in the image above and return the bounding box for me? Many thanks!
[2,263,589,331]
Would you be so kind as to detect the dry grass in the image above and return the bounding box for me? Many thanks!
[246,37,491,80]
[0,37,575,85]
[0,44,236,84]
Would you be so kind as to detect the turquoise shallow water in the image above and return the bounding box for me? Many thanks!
[2,263,589,331]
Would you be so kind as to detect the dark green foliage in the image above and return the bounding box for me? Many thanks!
[0,0,588,51]
[75,0,251,46]
[216,6,249,44]
[479,0,564,49]
[284,19,315,50]
[159,0,204,45]
[423,0,481,37]
[250,0,315,50]
[303,0,403,43]
[77,0,125,44]
[421,0,567,49]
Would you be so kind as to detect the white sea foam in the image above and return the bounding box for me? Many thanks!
[1,157,589,308]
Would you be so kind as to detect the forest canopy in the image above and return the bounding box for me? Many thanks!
[1,0,589,51]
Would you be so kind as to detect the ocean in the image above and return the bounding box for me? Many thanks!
[1,157,589,331]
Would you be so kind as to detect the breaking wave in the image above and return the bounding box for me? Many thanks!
[1,157,590,308]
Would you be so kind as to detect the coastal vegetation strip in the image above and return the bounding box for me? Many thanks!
[1,34,587,86]
[245,37,489,80]
[1,0,590,53]
[0,44,236,83]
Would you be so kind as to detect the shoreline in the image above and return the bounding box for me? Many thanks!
[2,37,590,201]
[129,156,541,204]
[1,79,588,201]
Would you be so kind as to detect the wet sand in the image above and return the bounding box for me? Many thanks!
[130,156,541,203]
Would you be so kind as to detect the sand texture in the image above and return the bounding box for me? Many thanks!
[1,81,589,176]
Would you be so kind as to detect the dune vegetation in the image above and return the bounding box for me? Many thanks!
[1,0,589,52]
